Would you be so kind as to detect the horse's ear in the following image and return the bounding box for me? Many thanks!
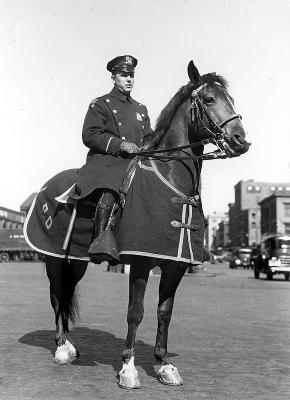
[187,61,201,85]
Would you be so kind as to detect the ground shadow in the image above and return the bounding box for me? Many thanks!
[19,326,178,378]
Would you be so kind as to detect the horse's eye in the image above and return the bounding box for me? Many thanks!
[204,97,215,105]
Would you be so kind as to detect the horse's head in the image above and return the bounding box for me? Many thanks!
[187,61,251,159]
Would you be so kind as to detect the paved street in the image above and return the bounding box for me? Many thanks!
[1,261,290,400]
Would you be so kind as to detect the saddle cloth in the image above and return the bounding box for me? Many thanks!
[24,162,205,264]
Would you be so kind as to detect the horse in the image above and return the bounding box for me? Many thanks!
[24,61,250,389]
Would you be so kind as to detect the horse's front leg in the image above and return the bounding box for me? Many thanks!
[154,261,188,386]
[119,258,151,389]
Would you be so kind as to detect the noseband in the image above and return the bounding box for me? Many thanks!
[135,82,242,161]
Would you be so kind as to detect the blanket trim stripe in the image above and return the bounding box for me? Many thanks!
[150,159,187,198]
[177,204,186,259]
[119,250,202,264]
[187,205,194,262]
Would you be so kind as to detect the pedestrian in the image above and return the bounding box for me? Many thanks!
[72,55,153,264]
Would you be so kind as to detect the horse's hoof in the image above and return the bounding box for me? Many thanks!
[65,339,79,357]
[54,344,71,364]
[118,359,141,389]
[158,364,183,386]
[118,373,141,390]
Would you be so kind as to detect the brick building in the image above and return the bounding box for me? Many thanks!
[259,193,290,237]
[229,180,290,247]
[205,212,228,250]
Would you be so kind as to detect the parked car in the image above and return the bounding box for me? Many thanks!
[229,248,253,269]
[253,235,290,280]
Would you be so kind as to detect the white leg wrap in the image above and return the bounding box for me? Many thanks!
[65,339,77,357]
[54,344,71,364]
[118,357,141,389]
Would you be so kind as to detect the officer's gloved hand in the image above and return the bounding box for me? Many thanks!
[118,141,139,158]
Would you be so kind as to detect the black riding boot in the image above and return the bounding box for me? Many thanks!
[88,190,120,266]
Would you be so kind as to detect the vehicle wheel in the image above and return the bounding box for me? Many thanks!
[0,252,10,263]
[285,274,290,281]
[254,269,260,279]
[266,271,273,280]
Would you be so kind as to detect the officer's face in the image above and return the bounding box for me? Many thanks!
[112,72,135,95]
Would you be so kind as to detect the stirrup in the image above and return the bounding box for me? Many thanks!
[88,230,120,266]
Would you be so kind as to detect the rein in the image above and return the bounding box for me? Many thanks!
[133,83,242,161]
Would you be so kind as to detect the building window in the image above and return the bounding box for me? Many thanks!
[278,186,284,192]
[284,204,290,217]
[270,186,276,191]
[247,185,261,193]
[286,186,290,192]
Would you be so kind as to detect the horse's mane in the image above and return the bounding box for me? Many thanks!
[145,73,228,149]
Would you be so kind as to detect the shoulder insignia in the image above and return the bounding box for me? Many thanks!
[90,98,99,108]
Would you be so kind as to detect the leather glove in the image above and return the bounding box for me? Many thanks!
[118,141,139,156]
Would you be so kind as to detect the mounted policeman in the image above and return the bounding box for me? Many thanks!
[72,55,154,265]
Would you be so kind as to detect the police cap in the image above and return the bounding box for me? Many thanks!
[107,55,138,73]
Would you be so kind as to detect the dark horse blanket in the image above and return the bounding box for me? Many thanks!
[24,161,205,264]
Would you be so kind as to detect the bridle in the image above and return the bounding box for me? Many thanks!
[120,82,243,207]
[134,82,242,161]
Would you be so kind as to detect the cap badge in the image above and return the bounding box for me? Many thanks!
[126,56,133,64]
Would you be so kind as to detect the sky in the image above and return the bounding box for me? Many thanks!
[1,0,290,216]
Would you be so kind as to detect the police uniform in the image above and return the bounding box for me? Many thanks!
[75,86,152,198]
[74,55,153,265]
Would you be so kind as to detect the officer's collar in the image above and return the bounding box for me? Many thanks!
[110,87,133,103]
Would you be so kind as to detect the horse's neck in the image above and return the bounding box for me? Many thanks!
[154,100,200,197]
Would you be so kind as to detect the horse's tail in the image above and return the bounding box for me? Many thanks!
[61,260,80,325]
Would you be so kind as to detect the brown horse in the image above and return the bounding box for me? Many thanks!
[24,61,250,388]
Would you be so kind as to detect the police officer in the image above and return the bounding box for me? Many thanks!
[74,55,153,264]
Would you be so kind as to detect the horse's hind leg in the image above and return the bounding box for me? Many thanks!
[119,258,151,389]
[45,256,87,363]
[154,261,188,385]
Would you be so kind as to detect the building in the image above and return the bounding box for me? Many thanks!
[205,212,228,250]
[216,218,230,248]
[229,180,290,247]
[259,193,290,237]
[0,192,36,230]
[0,206,25,230]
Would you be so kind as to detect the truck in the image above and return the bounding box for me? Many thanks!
[253,234,290,280]
[0,229,40,262]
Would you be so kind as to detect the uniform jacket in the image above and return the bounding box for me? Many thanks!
[74,87,153,198]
